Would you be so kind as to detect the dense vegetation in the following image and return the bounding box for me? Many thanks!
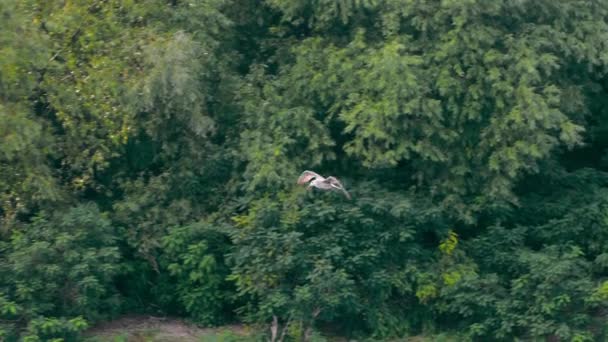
[2,0,608,340]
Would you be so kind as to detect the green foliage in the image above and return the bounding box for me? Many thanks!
[0,0,60,229]
[253,0,608,220]
[2,0,608,340]
[0,204,120,340]
[228,188,443,338]
[0,104,61,229]
[438,247,597,340]
[160,221,234,325]
[22,316,88,342]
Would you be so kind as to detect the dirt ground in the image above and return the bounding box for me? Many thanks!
[82,315,436,342]
[83,315,252,342]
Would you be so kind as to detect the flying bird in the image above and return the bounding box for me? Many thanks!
[297,170,351,199]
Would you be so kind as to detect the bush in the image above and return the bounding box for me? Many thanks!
[0,204,121,340]
[160,221,235,325]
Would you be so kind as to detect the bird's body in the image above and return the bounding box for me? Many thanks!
[297,170,351,199]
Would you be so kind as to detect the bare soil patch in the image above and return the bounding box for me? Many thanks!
[83,315,251,342]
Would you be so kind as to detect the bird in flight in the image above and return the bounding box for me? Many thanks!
[297,170,351,199]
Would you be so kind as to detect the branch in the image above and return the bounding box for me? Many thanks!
[278,316,291,342]
[268,315,278,342]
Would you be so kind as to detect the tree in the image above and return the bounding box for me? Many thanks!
[0,204,120,340]
[2,0,608,340]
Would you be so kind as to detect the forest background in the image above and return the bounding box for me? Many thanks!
[2,0,608,341]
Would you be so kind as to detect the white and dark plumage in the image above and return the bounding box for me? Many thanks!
[297,170,351,200]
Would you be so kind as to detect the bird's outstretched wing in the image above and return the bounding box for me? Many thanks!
[325,176,352,200]
[297,170,323,185]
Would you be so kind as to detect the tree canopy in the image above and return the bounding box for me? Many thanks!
[2,0,608,341]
